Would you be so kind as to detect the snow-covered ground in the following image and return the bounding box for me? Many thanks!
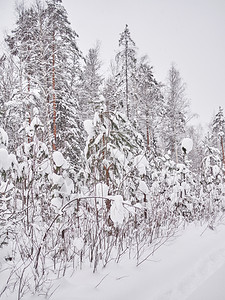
[2,222,225,300]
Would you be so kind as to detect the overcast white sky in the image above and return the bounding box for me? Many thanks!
[0,0,225,127]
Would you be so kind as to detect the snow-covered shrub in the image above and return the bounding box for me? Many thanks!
[145,151,198,223]
[0,113,77,298]
[0,128,18,277]
[198,144,225,224]
[80,108,146,202]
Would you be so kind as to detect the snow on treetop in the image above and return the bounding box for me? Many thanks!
[181,138,193,154]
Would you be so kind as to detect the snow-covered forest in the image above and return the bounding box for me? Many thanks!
[0,0,225,299]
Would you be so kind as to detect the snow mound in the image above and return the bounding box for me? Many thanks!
[0,128,8,148]
[84,119,94,139]
[0,148,10,170]
[52,173,64,186]
[60,176,74,195]
[51,197,63,210]
[73,237,84,251]
[53,151,66,167]
[109,195,127,225]
[134,154,149,176]
[181,138,193,154]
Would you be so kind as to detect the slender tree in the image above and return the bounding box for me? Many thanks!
[5,4,39,145]
[163,64,189,162]
[80,102,145,203]
[115,24,137,119]
[135,56,164,153]
[212,106,225,169]
[79,42,103,120]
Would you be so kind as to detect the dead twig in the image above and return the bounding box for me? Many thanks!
[95,273,109,288]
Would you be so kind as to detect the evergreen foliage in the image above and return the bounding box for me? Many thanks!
[80,104,145,202]
[163,64,189,162]
[115,24,137,119]
[79,43,103,120]
[5,0,84,170]
[135,56,164,152]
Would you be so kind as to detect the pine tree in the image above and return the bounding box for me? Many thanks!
[115,24,137,119]
[5,0,84,171]
[0,54,19,142]
[135,56,164,153]
[79,43,103,120]
[80,102,146,203]
[185,124,204,173]
[5,4,40,147]
[44,0,84,167]
[103,61,123,112]
[199,138,225,223]
[163,64,189,163]
[0,55,6,126]
[212,106,225,169]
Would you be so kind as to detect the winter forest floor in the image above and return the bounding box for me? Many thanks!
[2,222,225,300]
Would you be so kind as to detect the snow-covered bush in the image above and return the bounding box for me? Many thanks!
[198,144,225,224]
[0,113,77,298]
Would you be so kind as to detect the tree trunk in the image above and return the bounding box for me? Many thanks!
[146,126,150,151]
[27,73,32,143]
[175,141,178,164]
[52,31,56,150]
[125,38,129,119]
[27,43,32,143]
[221,136,225,169]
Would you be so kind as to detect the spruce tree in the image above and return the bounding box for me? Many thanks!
[0,54,19,146]
[163,64,189,163]
[115,24,137,119]
[199,138,225,223]
[44,0,84,167]
[212,106,225,168]
[135,56,164,153]
[79,43,103,120]
[5,0,84,171]
[80,102,146,204]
